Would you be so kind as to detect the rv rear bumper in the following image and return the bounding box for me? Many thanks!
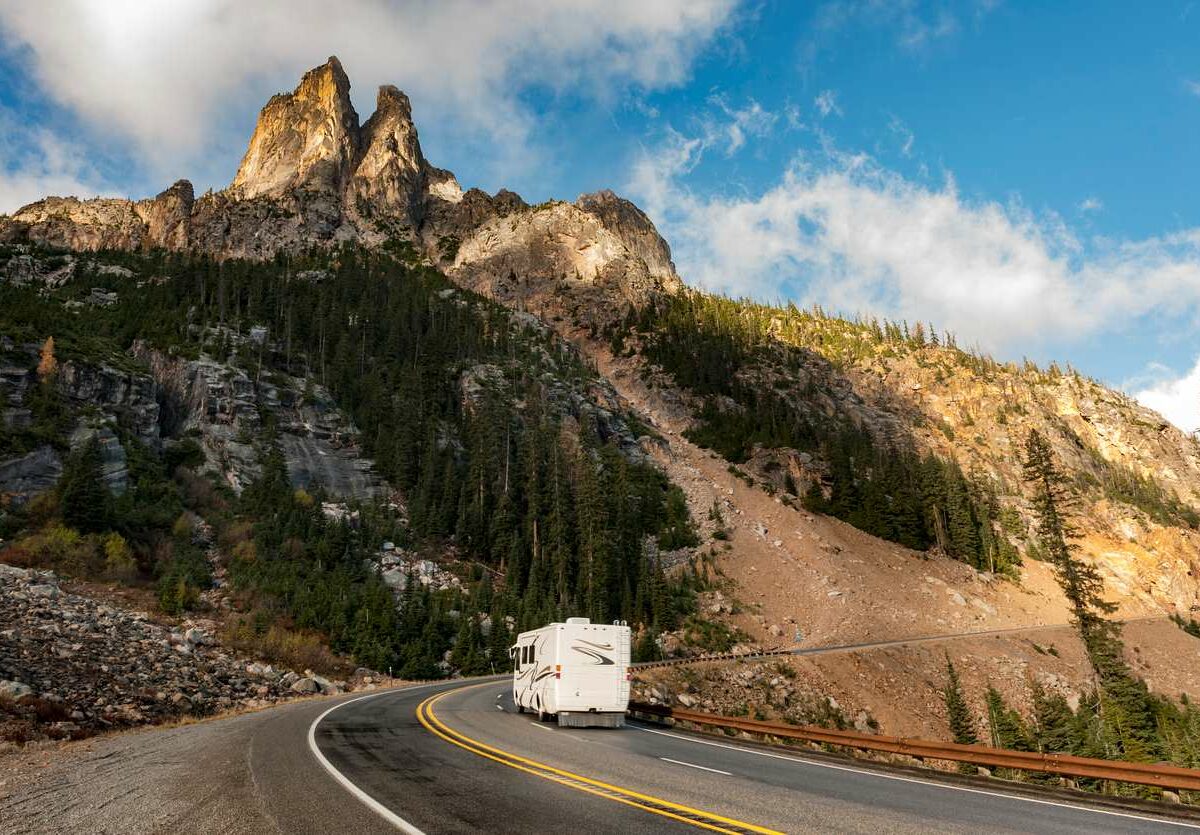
[556,711,625,729]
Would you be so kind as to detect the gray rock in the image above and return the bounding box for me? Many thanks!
[290,677,320,694]
[184,627,210,646]
[0,680,33,699]
[0,446,63,503]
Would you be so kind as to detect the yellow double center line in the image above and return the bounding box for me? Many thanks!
[416,686,781,835]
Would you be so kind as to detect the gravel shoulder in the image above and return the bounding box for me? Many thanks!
[0,690,392,835]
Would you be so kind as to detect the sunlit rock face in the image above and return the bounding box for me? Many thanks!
[1,56,682,315]
[230,57,360,200]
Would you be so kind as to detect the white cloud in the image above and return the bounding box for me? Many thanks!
[1186,79,1200,98]
[0,0,737,184]
[814,89,842,118]
[1078,196,1103,213]
[629,122,1200,355]
[709,96,777,154]
[1135,359,1200,434]
[0,109,115,212]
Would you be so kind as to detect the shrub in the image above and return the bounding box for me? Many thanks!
[1,524,98,575]
[222,616,350,676]
[102,532,137,581]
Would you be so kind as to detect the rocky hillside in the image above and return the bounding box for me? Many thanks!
[0,57,679,321]
[0,563,366,746]
[608,294,1200,617]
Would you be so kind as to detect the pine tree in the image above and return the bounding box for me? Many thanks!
[59,438,110,534]
[985,685,1032,751]
[1022,430,1114,643]
[943,657,978,746]
[1022,428,1160,761]
[1030,680,1076,754]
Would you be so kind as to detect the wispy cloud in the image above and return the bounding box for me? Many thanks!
[814,89,842,118]
[628,115,1200,356]
[887,114,915,157]
[709,95,778,154]
[1185,79,1200,98]
[1078,196,1103,213]
[801,0,995,73]
[1134,358,1200,434]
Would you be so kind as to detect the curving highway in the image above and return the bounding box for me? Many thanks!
[311,680,1200,834]
[5,679,1200,834]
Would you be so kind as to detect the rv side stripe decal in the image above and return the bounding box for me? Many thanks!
[416,686,780,835]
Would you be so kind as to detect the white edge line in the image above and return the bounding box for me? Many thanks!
[308,683,445,835]
[660,756,731,776]
[637,726,1200,830]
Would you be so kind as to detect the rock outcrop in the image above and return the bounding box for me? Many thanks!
[231,57,360,201]
[0,57,680,315]
[0,327,383,503]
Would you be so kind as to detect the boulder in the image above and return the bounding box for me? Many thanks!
[290,677,320,694]
[184,627,210,646]
[0,680,33,699]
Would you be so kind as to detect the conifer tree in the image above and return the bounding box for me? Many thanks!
[59,437,110,534]
[985,685,1032,751]
[1022,428,1160,760]
[943,657,978,746]
[1022,429,1114,644]
[1030,680,1076,754]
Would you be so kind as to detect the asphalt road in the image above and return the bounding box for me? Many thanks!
[316,680,1200,834]
[4,678,1199,834]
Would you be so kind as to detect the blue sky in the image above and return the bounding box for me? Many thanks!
[1,1,1199,429]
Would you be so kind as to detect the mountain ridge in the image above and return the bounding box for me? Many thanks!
[0,56,680,316]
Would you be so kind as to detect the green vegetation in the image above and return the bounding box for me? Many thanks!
[1078,448,1200,528]
[0,244,701,677]
[942,658,979,746]
[1172,613,1200,639]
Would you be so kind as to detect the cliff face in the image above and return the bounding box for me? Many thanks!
[230,57,360,200]
[0,57,679,313]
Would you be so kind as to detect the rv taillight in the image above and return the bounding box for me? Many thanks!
[555,664,561,679]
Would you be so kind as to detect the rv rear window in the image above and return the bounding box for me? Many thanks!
[529,645,536,664]
[521,645,528,665]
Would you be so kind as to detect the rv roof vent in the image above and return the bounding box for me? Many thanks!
[566,617,591,625]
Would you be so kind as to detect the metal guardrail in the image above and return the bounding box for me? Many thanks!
[628,702,1200,793]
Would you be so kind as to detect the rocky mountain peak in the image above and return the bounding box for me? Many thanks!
[2,56,683,309]
[350,84,426,227]
[230,55,360,199]
[373,84,413,117]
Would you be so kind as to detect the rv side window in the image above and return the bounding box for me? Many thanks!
[522,645,529,665]
[529,644,535,665]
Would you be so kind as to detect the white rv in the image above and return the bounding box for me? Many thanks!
[511,617,631,728]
